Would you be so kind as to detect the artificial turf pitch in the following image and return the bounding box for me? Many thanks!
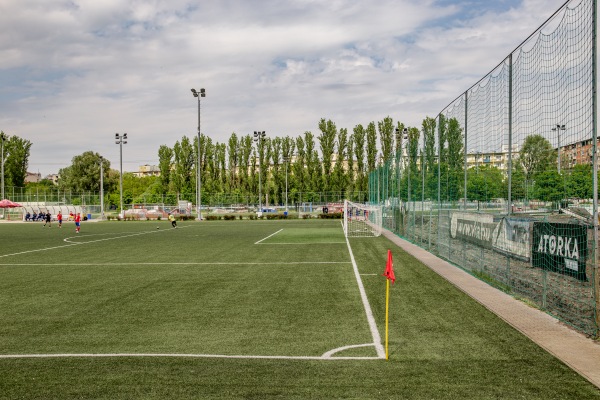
[0,219,598,399]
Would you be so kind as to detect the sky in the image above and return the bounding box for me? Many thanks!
[0,0,570,177]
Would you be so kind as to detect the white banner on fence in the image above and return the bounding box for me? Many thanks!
[491,217,530,261]
[450,212,495,248]
[450,212,531,261]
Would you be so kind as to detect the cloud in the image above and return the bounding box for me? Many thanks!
[0,0,569,175]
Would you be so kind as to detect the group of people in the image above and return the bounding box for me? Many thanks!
[25,212,50,222]
[24,211,81,232]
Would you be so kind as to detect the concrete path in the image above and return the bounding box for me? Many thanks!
[382,229,600,389]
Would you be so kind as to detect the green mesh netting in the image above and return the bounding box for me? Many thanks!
[369,0,598,336]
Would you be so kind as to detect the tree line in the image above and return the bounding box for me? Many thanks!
[4,115,595,208]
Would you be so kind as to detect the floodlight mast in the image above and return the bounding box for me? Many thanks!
[552,124,566,173]
[115,133,127,219]
[253,131,266,215]
[191,88,206,220]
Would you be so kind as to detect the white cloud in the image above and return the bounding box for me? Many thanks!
[0,0,571,175]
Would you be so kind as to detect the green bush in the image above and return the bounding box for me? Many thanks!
[266,214,289,220]
[318,212,342,219]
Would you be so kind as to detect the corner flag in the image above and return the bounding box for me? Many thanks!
[383,249,395,283]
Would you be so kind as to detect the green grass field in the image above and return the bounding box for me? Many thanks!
[0,219,598,399]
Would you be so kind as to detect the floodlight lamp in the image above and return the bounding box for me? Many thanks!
[123,133,127,139]
[191,88,198,97]
[115,133,119,139]
[200,88,205,97]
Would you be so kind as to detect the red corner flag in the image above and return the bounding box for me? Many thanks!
[383,249,395,283]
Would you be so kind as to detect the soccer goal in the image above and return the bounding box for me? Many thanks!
[343,200,383,238]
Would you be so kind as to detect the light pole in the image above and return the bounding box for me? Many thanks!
[284,155,291,213]
[403,128,410,214]
[552,124,566,173]
[191,88,206,220]
[99,157,105,220]
[0,131,6,201]
[115,133,128,218]
[253,131,266,215]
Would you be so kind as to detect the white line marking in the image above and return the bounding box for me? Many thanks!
[345,235,385,359]
[256,242,346,245]
[0,262,351,266]
[254,229,283,244]
[321,343,378,358]
[0,353,381,361]
[0,227,191,259]
[0,242,83,259]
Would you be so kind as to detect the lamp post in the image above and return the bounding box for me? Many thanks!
[0,131,6,201]
[191,88,206,220]
[552,124,566,173]
[99,157,105,220]
[284,155,291,213]
[115,133,127,218]
[253,131,266,214]
[403,128,410,214]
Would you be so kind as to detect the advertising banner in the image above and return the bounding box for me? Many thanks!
[492,218,530,261]
[450,212,496,249]
[532,222,587,280]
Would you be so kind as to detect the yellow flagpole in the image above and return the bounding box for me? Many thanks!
[385,278,390,360]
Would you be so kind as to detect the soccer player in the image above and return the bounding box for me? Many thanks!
[75,213,81,233]
[57,211,63,228]
[43,212,52,227]
[168,213,177,228]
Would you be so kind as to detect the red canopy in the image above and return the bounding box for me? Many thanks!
[0,199,22,208]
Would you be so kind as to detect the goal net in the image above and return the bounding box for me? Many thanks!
[343,200,383,238]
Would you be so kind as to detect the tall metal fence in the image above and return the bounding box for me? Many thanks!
[3,186,366,214]
[370,0,598,336]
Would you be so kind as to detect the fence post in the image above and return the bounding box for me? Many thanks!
[592,0,599,336]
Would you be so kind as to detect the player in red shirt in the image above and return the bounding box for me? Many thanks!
[57,211,63,228]
[75,213,81,233]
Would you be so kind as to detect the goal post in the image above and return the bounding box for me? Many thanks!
[343,200,383,238]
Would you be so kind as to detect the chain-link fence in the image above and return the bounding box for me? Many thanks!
[3,187,367,217]
[370,0,598,337]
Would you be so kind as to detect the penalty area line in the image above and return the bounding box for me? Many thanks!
[0,261,352,266]
[0,353,381,361]
[254,229,283,244]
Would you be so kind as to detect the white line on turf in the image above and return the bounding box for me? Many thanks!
[0,353,381,360]
[254,228,283,244]
[0,262,351,266]
[345,235,386,359]
[0,242,83,259]
[0,226,192,260]
[255,242,346,245]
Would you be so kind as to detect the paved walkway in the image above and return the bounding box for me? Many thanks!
[382,229,600,389]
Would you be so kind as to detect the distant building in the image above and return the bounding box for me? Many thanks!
[133,164,160,178]
[466,146,517,174]
[44,174,59,185]
[560,136,600,170]
[25,172,41,183]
